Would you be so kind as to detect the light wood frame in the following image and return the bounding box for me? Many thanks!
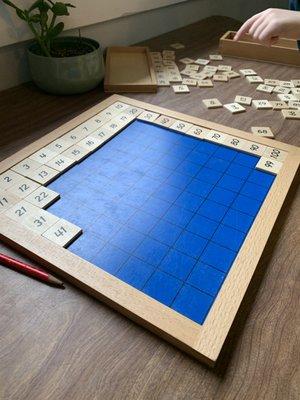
[104,47,157,93]
[1,95,299,366]
[219,31,300,67]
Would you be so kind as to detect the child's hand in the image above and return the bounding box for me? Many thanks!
[234,8,300,46]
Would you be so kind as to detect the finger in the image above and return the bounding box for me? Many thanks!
[258,24,279,46]
[234,12,263,40]
[252,20,270,42]
[248,15,268,37]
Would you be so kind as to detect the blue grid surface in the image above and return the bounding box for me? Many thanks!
[47,120,275,324]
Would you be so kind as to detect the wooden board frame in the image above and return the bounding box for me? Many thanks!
[219,31,300,67]
[0,95,299,366]
[104,47,158,93]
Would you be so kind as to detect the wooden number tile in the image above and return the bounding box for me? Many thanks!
[264,79,280,86]
[291,88,300,95]
[25,186,60,209]
[150,52,162,61]
[24,208,60,235]
[170,43,185,49]
[242,141,267,156]
[198,80,213,88]
[251,127,274,139]
[281,109,300,120]
[170,120,193,133]
[195,58,210,65]
[273,86,291,94]
[163,60,176,67]
[264,147,287,162]
[180,68,194,76]
[26,165,61,185]
[61,129,90,145]
[162,50,175,59]
[227,71,240,79]
[246,75,264,84]
[179,57,195,64]
[204,130,228,144]
[107,101,131,116]
[8,177,40,199]
[190,72,207,80]
[186,125,210,139]
[11,158,42,177]
[111,112,135,127]
[270,101,290,110]
[255,157,283,175]
[288,100,300,109]
[29,147,58,164]
[223,103,246,114]
[252,100,272,110]
[291,80,300,87]
[184,64,200,72]
[182,78,198,86]
[5,200,35,223]
[154,115,176,128]
[256,84,273,94]
[240,69,257,76]
[203,98,222,109]
[235,95,252,106]
[172,85,190,93]
[157,77,170,87]
[46,154,76,172]
[62,145,93,162]
[0,170,23,190]
[217,65,232,72]
[223,136,247,151]
[137,111,160,122]
[0,191,20,214]
[123,106,144,117]
[203,65,218,73]
[168,74,183,83]
[77,136,104,152]
[213,74,228,82]
[45,138,72,153]
[277,94,297,102]
[42,219,82,247]
[209,54,223,60]
[278,81,293,89]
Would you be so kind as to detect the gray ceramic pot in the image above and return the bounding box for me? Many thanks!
[27,36,105,95]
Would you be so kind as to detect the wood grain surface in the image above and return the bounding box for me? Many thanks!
[0,16,299,400]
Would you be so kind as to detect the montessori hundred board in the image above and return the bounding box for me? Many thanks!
[0,95,299,366]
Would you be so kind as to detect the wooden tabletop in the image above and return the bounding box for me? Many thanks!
[0,16,299,400]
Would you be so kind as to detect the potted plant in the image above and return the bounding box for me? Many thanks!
[2,0,105,94]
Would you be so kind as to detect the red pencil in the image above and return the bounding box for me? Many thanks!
[0,252,64,287]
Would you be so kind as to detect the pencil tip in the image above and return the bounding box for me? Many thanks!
[48,275,65,288]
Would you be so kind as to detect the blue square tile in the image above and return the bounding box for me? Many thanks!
[214,147,237,161]
[167,144,191,159]
[247,170,275,189]
[48,176,77,195]
[234,153,259,168]
[195,141,219,155]
[105,202,136,224]
[217,174,244,193]
[69,232,105,262]
[172,284,214,324]
[200,242,236,273]
[240,181,269,202]
[186,179,214,197]
[197,199,228,222]
[92,243,130,274]
[187,262,226,296]
[175,191,204,212]
[134,176,161,195]
[175,134,198,149]
[143,196,171,218]
[176,160,201,177]
[174,231,208,259]
[232,194,262,216]
[212,224,246,252]
[153,184,182,203]
[164,172,192,190]
[90,214,122,240]
[127,210,159,234]
[47,195,77,219]
[225,162,251,180]
[186,150,210,166]
[159,249,196,280]
[196,167,223,185]
[186,214,218,239]
[109,226,145,253]
[149,220,182,246]
[205,157,230,173]
[163,205,193,228]
[116,257,155,290]
[123,188,150,207]
[117,170,143,186]
[146,165,172,181]
[143,147,164,163]
[222,209,254,233]
[65,206,100,231]
[134,237,170,266]
[142,270,182,306]
[208,187,236,206]
[158,154,183,169]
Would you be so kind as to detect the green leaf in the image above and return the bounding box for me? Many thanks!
[30,14,41,23]
[51,2,69,16]
[29,0,43,12]
[48,21,64,38]
[40,11,48,25]
[16,9,26,21]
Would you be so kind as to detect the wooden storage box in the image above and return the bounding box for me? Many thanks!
[219,31,300,67]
